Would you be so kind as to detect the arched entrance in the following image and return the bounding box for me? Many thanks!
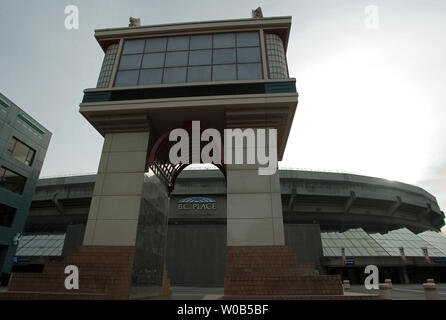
[165,165,227,288]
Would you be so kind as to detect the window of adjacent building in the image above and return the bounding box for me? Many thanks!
[0,167,27,194]
[115,31,262,87]
[8,137,35,166]
[0,204,16,228]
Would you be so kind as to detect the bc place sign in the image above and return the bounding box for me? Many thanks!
[178,197,216,210]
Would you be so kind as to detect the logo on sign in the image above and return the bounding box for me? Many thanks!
[178,197,216,210]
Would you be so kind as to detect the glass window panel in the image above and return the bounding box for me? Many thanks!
[139,68,163,85]
[38,239,49,247]
[213,48,236,64]
[334,240,343,247]
[141,53,165,68]
[213,33,235,48]
[167,36,190,51]
[10,141,27,162]
[237,63,262,80]
[165,51,189,67]
[46,239,57,247]
[27,247,40,256]
[52,247,63,256]
[212,64,236,81]
[32,239,43,247]
[41,247,54,256]
[115,70,139,87]
[145,37,167,52]
[25,149,35,166]
[237,32,260,47]
[188,50,212,66]
[47,247,60,256]
[237,47,261,63]
[7,138,16,153]
[123,39,145,54]
[163,67,187,84]
[19,248,31,256]
[119,54,142,70]
[190,35,212,49]
[0,203,16,227]
[0,167,26,194]
[8,138,35,166]
[187,66,211,82]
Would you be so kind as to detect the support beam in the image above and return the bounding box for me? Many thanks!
[344,191,356,214]
[387,196,402,216]
[51,193,65,215]
[288,188,296,212]
[417,203,432,220]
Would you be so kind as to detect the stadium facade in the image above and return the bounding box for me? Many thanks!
[11,169,446,287]
[1,12,445,299]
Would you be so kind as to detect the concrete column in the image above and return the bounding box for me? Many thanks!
[424,280,440,300]
[379,283,392,300]
[399,266,410,284]
[83,131,150,246]
[226,142,284,246]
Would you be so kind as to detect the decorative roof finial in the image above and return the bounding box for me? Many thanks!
[252,7,263,19]
[129,17,141,27]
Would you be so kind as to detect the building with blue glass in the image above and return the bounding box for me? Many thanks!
[0,92,51,284]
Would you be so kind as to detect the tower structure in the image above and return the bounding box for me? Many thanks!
[81,13,300,299]
[1,13,373,300]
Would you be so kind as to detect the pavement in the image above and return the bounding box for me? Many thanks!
[172,286,224,300]
[2,283,445,300]
[171,284,446,300]
[348,283,446,300]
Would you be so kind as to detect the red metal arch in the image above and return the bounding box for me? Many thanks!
[146,125,226,195]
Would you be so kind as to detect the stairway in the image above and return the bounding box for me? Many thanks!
[224,246,377,300]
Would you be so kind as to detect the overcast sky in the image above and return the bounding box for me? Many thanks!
[1,0,445,227]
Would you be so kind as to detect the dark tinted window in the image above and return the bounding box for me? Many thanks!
[0,167,27,194]
[142,53,165,68]
[190,35,212,49]
[119,54,143,70]
[122,39,145,54]
[115,70,139,87]
[145,37,167,52]
[167,36,190,51]
[187,66,211,82]
[116,31,262,86]
[139,68,163,85]
[8,137,35,166]
[0,204,16,227]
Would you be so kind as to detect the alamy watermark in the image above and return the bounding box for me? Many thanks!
[364,265,379,289]
[169,121,278,175]
[364,5,379,30]
[64,5,79,30]
[64,265,79,290]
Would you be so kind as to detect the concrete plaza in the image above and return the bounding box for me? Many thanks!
[170,284,446,300]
